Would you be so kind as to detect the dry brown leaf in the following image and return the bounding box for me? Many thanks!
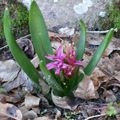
[0,60,33,92]
[0,59,49,94]
[51,41,61,50]
[25,95,49,109]
[25,95,40,109]
[51,92,76,110]
[3,70,33,92]
[31,55,39,68]
[114,71,120,81]
[0,93,22,103]
[90,67,108,90]
[19,105,28,115]
[23,110,38,120]
[17,38,34,59]
[34,116,52,120]
[104,38,120,56]
[39,78,50,95]
[116,114,120,120]
[0,60,20,82]
[87,36,102,45]
[86,36,120,57]
[74,76,99,99]
[103,90,116,103]
[107,78,120,88]
[0,102,22,120]
[98,57,115,76]
[112,53,120,71]
[82,50,93,68]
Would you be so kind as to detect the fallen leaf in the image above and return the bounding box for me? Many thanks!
[39,78,50,95]
[114,71,120,81]
[90,67,108,90]
[98,57,115,76]
[74,76,99,99]
[23,110,37,120]
[3,70,33,92]
[112,53,120,71]
[34,116,52,120]
[0,60,20,82]
[103,90,116,103]
[31,55,39,68]
[104,38,120,56]
[25,95,40,109]
[87,35,102,46]
[51,41,61,50]
[107,78,120,88]
[0,60,33,92]
[25,95,49,109]
[0,93,22,103]
[17,38,34,59]
[0,102,22,120]
[51,92,76,110]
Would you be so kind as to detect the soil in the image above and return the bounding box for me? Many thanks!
[0,32,120,120]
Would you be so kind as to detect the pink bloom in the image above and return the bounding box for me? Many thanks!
[65,45,82,66]
[64,45,82,76]
[46,45,82,77]
[46,46,68,75]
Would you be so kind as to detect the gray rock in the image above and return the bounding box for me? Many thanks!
[99,11,106,17]
[21,0,111,30]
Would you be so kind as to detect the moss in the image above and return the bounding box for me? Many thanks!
[0,0,29,46]
[98,0,120,37]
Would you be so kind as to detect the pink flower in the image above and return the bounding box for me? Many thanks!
[46,46,67,75]
[46,45,82,77]
[65,45,82,66]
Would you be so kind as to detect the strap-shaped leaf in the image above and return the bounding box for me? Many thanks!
[67,68,79,90]
[4,8,40,86]
[40,61,65,96]
[29,1,53,63]
[84,28,114,75]
[76,20,86,60]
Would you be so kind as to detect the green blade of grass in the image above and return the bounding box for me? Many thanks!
[76,20,86,60]
[84,28,114,75]
[40,61,65,96]
[29,1,53,64]
[4,8,40,86]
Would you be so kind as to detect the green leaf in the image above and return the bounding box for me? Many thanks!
[0,86,6,93]
[67,68,79,90]
[4,8,40,86]
[72,72,85,90]
[76,20,86,60]
[40,61,65,96]
[106,103,117,117]
[84,28,114,75]
[29,1,53,63]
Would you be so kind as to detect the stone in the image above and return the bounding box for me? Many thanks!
[58,27,75,36]
[21,0,110,30]
[99,11,106,17]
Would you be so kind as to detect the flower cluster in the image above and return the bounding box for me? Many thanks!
[46,45,82,77]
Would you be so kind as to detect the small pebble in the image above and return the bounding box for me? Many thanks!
[112,86,119,93]
[99,11,106,17]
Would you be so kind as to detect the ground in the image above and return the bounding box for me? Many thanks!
[0,30,120,120]
[0,0,120,120]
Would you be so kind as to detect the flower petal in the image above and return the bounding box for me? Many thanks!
[75,61,82,65]
[55,68,61,75]
[56,45,66,59]
[45,55,56,61]
[46,62,57,70]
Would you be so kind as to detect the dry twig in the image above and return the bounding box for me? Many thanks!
[85,113,106,120]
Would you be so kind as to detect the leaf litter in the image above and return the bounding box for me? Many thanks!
[0,31,120,119]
